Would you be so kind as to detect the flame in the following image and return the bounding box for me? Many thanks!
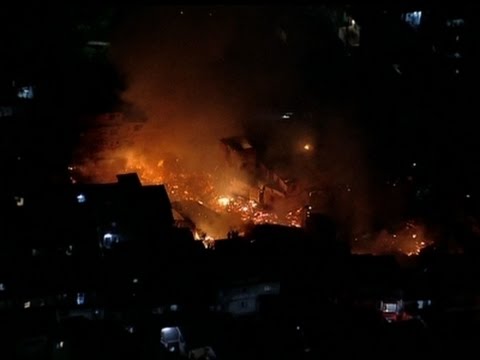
[353,221,432,256]
[74,150,303,239]
[217,196,231,207]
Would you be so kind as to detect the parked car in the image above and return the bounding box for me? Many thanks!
[161,327,187,355]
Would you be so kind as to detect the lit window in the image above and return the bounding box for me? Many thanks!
[446,18,464,27]
[403,11,422,27]
[103,233,120,248]
[17,86,34,99]
[383,303,397,313]
[24,301,31,309]
[76,292,85,305]
[76,194,86,203]
[86,40,110,47]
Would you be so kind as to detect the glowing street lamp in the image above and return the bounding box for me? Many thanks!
[303,143,312,151]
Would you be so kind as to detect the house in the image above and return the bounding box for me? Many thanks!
[5,172,176,255]
[347,256,405,321]
[220,136,257,175]
[217,280,281,316]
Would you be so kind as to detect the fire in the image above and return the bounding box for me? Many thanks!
[353,221,432,256]
[73,115,430,254]
[74,150,303,239]
[217,196,231,207]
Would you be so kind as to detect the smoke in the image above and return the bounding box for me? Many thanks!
[73,6,424,251]
[101,7,299,172]
[353,221,432,256]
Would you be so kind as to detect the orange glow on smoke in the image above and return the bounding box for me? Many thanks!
[74,150,303,239]
[353,221,432,256]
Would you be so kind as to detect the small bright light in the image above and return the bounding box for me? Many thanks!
[412,162,417,167]
[466,194,471,198]
[56,341,64,349]
[103,233,119,248]
[0,283,4,291]
[133,278,139,284]
[455,69,460,74]
[303,144,312,151]
[76,293,85,305]
[76,194,86,203]
[412,234,417,239]
[393,234,397,238]
[351,19,355,25]
[15,196,24,207]
[24,301,31,309]
[217,197,230,207]
[180,10,184,15]
[17,86,34,99]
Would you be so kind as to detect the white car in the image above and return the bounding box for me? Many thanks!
[160,327,187,355]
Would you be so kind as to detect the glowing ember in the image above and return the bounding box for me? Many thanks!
[74,151,303,239]
[217,196,231,207]
[353,221,432,256]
